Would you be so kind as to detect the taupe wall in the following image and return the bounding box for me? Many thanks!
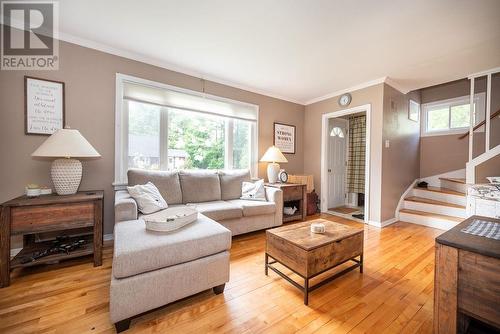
[418,77,498,177]
[304,84,385,223]
[380,86,420,222]
[476,154,500,183]
[420,79,473,104]
[420,134,469,177]
[0,39,305,235]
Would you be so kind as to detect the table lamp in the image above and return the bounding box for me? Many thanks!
[32,127,101,195]
[260,146,288,183]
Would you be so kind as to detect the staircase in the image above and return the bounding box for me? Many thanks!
[398,67,500,230]
[399,177,467,230]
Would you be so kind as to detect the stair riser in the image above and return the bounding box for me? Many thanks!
[412,188,466,206]
[399,212,459,230]
[439,180,467,193]
[403,201,466,218]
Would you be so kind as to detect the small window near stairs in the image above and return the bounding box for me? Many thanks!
[421,93,485,136]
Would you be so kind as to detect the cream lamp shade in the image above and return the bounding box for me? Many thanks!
[32,128,101,158]
[32,128,101,195]
[260,146,287,183]
[260,146,288,163]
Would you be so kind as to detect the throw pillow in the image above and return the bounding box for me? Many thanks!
[127,182,168,214]
[241,179,267,201]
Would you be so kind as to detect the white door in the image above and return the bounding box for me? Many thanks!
[327,118,348,209]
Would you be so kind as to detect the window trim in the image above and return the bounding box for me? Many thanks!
[421,93,485,137]
[114,73,259,187]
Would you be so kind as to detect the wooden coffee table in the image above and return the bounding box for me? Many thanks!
[265,219,364,305]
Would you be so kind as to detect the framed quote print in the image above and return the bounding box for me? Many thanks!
[273,122,296,154]
[25,76,65,135]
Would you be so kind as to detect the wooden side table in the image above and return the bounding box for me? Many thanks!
[265,183,307,222]
[0,191,104,288]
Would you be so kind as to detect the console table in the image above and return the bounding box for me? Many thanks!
[0,191,104,287]
[265,183,307,222]
[434,215,500,333]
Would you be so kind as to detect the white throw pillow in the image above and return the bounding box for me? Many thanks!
[127,182,168,214]
[240,179,267,201]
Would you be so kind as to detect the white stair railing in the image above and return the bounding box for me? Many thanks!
[466,144,500,184]
[465,67,500,184]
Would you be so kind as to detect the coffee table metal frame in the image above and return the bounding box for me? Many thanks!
[265,252,363,305]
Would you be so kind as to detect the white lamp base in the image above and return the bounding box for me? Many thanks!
[267,162,280,183]
[51,158,82,195]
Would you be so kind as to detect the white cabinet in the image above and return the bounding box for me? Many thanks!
[468,196,500,218]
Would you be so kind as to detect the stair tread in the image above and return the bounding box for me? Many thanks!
[404,196,465,209]
[439,177,466,184]
[399,209,463,222]
[414,185,465,196]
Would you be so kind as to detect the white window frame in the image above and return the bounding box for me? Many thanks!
[421,93,486,137]
[114,73,259,187]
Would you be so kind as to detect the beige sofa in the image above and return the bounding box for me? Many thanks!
[110,169,283,331]
[115,169,283,235]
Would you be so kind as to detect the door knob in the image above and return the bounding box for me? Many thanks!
[328,169,331,172]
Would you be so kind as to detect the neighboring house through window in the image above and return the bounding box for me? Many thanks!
[114,74,259,186]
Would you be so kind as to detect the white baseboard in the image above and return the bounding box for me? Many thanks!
[382,217,398,227]
[368,217,397,228]
[104,234,114,241]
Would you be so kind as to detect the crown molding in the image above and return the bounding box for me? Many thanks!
[304,77,387,105]
[57,31,304,105]
[384,77,410,95]
[305,76,411,105]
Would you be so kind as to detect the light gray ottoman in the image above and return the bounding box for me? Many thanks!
[110,214,231,332]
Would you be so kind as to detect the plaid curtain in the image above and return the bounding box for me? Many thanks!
[347,115,366,194]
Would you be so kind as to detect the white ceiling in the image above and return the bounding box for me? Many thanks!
[58,0,500,104]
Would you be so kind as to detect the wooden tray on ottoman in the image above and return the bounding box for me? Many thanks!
[265,219,364,305]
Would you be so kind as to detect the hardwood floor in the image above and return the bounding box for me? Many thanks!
[0,214,442,333]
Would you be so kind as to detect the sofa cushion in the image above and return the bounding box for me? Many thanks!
[227,199,276,217]
[180,170,221,203]
[128,169,182,205]
[219,170,251,200]
[189,201,243,221]
[113,214,231,279]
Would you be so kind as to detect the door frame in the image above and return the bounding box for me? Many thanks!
[320,104,371,224]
